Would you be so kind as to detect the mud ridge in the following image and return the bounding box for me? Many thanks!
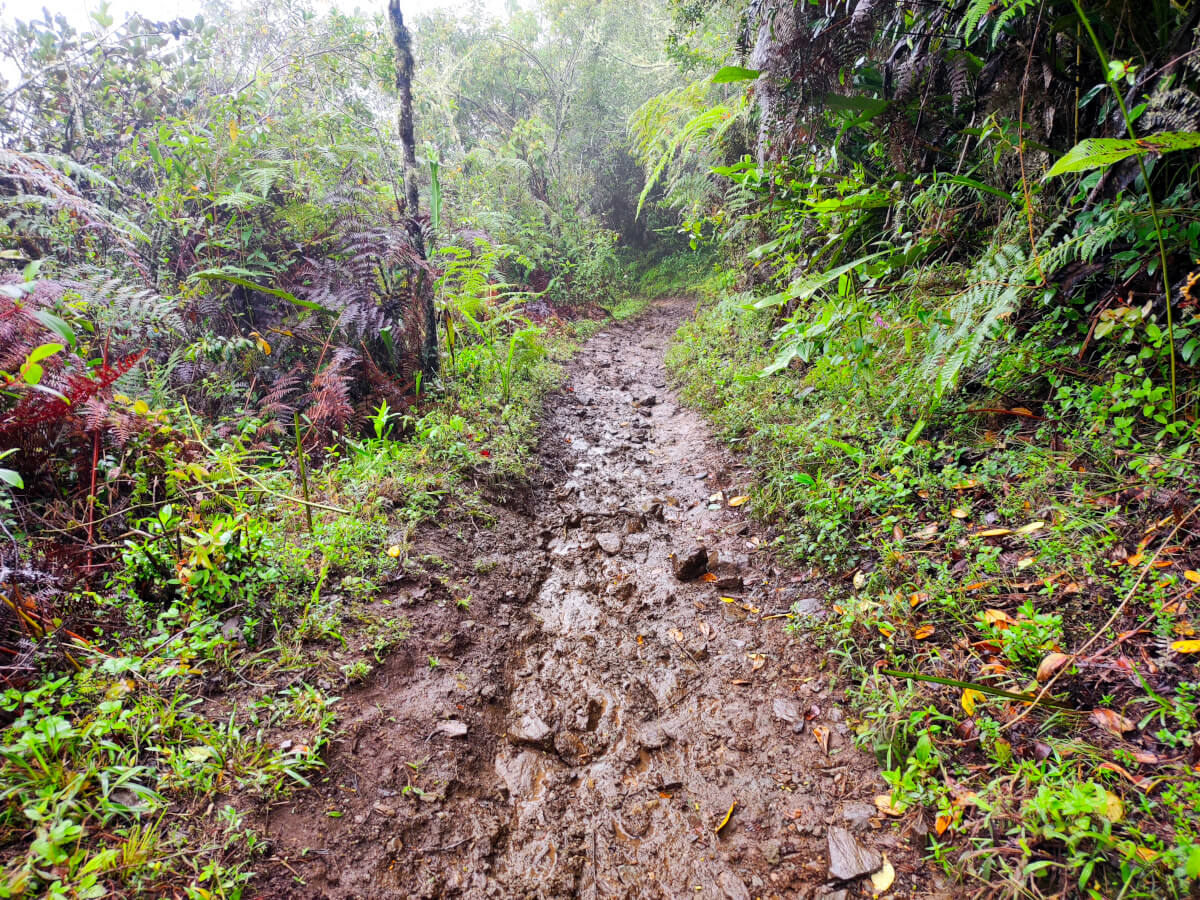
[256,298,936,899]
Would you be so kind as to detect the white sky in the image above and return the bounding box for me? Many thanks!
[0,0,508,28]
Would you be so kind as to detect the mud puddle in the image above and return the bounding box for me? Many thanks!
[256,298,934,898]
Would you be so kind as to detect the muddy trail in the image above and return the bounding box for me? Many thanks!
[257,298,935,899]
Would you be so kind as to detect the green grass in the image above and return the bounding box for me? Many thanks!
[0,299,653,897]
[668,287,1200,898]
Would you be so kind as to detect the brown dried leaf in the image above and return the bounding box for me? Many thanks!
[1090,708,1135,736]
[1036,652,1072,682]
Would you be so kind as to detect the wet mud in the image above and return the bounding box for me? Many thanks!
[256,298,935,899]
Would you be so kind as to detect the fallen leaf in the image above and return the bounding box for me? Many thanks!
[812,724,830,753]
[1102,790,1124,823]
[961,688,985,715]
[976,527,1012,538]
[748,653,766,671]
[914,523,938,539]
[697,621,713,638]
[715,801,737,833]
[1185,570,1200,583]
[853,571,868,590]
[1016,521,1046,535]
[870,856,895,894]
[720,596,737,604]
[730,679,751,685]
[1090,708,1135,736]
[386,544,402,558]
[1134,847,1157,862]
[668,628,684,642]
[964,581,990,591]
[1017,556,1035,569]
[1171,639,1200,653]
[951,508,969,519]
[977,662,1009,675]
[1036,652,1072,682]
[934,813,952,835]
[909,591,930,607]
[913,624,935,640]
[952,479,980,490]
[874,794,905,817]
[728,495,749,507]
[701,572,718,583]
[982,608,1014,628]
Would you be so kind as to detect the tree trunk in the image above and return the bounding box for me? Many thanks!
[387,0,438,378]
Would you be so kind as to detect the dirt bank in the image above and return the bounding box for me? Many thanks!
[255,298,935,899]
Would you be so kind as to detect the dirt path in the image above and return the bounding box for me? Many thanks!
[257,299,931,899]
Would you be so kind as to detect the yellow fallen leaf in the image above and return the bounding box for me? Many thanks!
[952,479,979,490]
[1134,846,1157,862]
[1017,521,1046,535]
[909,591,930,607]
[870,855,895,894]
[720,596,737,603]
[976,528,1012,537]
[982,608,1014,628]
[1185,570,1200,583]
[715,800,737,833]
[386,544,402,558]
[1170,639,1200,653]
[133,399,149,415]
[934,813,952,835]
[728,495,749,507]
[961,688,985,716]
[951,508,969,519]
[913,624,935,640]
[874,794,905,817]
[1103,790,1124,823]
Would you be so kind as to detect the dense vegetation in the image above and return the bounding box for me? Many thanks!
[2,0,1200,896]
[652,0,1200,896]
[0,1,676,894]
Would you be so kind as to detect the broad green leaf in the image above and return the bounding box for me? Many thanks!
[27,343,64,365]
[712,66,760,84]
[1046,131,1200,178]
[0,468,23,489]
[33,310,77,349]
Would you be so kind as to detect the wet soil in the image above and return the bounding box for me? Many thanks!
[256,298,934,899]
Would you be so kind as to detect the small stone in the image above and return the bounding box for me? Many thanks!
[638,394,658,407]
[437,719,469,738]
[672,545,708,581]
[841,800,876,831]
[373,803,397,817]
[279,738,294,751]
[510,713,552,745]
[597,532,623,554]
[826,825,882,881]
[760,839,781,866]
[718,871,750,900]
[772,698,800,723]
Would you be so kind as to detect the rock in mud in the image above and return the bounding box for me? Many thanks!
[772,698,801,723]
[718,870,751,900]
[826,825,882,881]
[672,545,708,581]
[436,719,469,738]
[596,532,623,554]
[510,713,552,746]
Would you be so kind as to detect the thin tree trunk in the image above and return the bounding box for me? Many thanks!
[387,0,438,377]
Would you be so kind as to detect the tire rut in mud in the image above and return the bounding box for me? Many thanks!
[255,299,931,899]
